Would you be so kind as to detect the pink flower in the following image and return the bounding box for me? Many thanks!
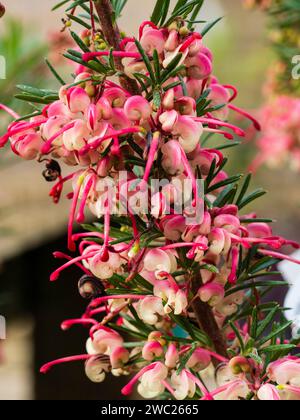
[154,280,188,315]
[257,384,281,401]
[213,380,250,401]
[143,249,178,276]
[82,244,127,280]
[136,296,165,325]
[250,96,300,172]
[165,344,179,369]
[140,27,165,54]
[142,341,164,361]
[267,357,300,387]
[87,327,124,356]
[121,362,168,398]
[137,362,168,399]
[124,96,151,121]
[198,282,225,306]
[85,355,110,383]
[186,348,212,372]
[170,370,196,400]
[110,347,130,369]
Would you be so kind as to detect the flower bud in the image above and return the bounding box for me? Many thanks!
[229,356,251,375]
[142,341,164,361]
[78,275,105,300]
[148,331,166,346]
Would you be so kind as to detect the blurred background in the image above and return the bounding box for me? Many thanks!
[0,0,299,400]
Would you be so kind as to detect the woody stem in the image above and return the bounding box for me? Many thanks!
[190,271,228,358]
[93,0,139,94]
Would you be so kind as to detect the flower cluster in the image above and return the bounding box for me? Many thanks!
[250,96,300,172]
[245,0,300,171]
[1,0,300,400]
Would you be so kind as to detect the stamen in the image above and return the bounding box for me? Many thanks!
[179,33,202,52]
[194,116,245,137]
[229,104,261,131]
[121,362,158,396]
[40,355,92,374]
[258,249,300,265]
[0,103,20,119]
[228,247,239,284]
[223,84,238,102]
[143,132,160,183]
[41,121,76,154]
[0,119,46,148]
[61,318,98,330]
[53,251,91,276]
[76,175,95,223]
[50,251,98,281]
[120,37,135,50]
[203,128,234,140]
[139,21,159,39]
[68,173,86,251]
[184,370,212,399]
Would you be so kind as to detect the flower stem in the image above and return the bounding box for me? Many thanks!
[190,271,227,358]
[93,0,139,95]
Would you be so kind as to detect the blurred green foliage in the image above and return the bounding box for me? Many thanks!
[0,19,47,128]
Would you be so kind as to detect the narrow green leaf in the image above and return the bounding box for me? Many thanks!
[205,158,217,187]
[229,321,245,351]
[177,343,197,375]
[67,13,92,29]
[199,264,219,274]
[258,321,293,346]
[160,53,183,83]
[14,94,57,105]
[201,16,223,37]
[151,0,165,25]
[236,173,252,207]
[256,305,280,337]
[188,0,204,29]
[16,85,58,97]
[160,0,171,26]
[259,344,296,354]
[214,184,238,208]
[14,111,43,122]
[135,40,156,82]
[153,49,161,81]
[249,257,279,274]
[65,0,88,12]
[45,59,66,85]
[52,0,70,11]
[225,280,288,297]
[241,218,274,224]
[70,30,90,53]
[250,307,258,338]
[207,175,242,193]
[238,188,267,210]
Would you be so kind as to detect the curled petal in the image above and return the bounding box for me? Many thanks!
[198,282,225,306]
[124,96,151,121]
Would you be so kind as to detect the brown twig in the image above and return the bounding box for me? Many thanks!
[93,0,139,94]
[190,271,228,358]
